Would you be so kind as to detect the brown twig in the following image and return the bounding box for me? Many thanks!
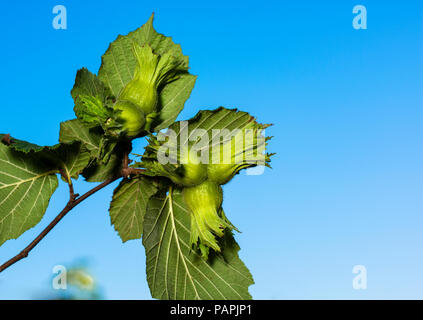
[121,167,145,177]
[1,134,12,146]
[0,176,120,273]
[0,148,147,274]
[121,150,144,177]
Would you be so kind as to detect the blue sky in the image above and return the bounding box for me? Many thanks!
[0,0,422,299]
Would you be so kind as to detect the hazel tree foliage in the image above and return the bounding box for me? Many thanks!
[0,14,273,300]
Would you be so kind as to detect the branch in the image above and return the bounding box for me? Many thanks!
[0,176,120,273]
[0,147,147,274]
[1,134,12,146]
[121,167,145,177]
[121,150,145,177]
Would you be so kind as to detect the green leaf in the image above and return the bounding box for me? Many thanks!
[143,188,254,300]
[154,73,197,132]
[97,14,196,132]
[175,106,271,138]
[52,143,91,180]
[0,134,50,153]
[81,153,120,182]
[0,144,58,246]
[109,176,158,242]
[1,134,92,181]
[74,95,109,127]
[59,120,125,182]
[72,68,114,101]
[139,107,272,180]
[71,68,113,127]
[59,119,102,157]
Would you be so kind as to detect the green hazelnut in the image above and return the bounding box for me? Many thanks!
[113,100,145,137]
[182,180,227,257]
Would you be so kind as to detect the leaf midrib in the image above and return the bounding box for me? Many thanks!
[0,170,57,190]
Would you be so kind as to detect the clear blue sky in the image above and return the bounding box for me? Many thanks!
[0,0,422,299]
